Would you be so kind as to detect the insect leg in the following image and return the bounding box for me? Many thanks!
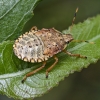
[63,50,87,59]
[22,61,46,83]
[46,56,58,78]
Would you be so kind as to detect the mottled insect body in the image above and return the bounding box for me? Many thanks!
[13,8,87,83]
[13,27,73,63]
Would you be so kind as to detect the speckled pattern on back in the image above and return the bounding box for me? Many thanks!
[13,27,73,63]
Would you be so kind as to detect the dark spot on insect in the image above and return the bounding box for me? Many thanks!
[25,52,27,54]
[49,47,51,49]
[58,34,61,37]
[20,46,23,49]
[49,55,52,58]
[29,45,32,48]
[34,39,36,41]
[48,44,50,46]
[57,47,60,50]
[55,44,58,46]
[36,44,38,46]
[48,29,50,31]
[40,42,42,45]
[43,53,45,55]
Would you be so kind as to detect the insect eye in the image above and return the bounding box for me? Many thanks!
[66,41,69,44]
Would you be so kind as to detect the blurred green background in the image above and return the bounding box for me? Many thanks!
[1,0,100,100]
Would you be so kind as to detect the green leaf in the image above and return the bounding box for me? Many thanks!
[0,0,41,42]
[0,15,100,99]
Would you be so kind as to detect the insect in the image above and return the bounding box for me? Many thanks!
[13,8,87,83]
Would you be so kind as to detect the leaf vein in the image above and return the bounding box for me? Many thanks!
[0,0,20,19]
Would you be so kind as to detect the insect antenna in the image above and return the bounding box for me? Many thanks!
[72,7,78,28]
[69,7,78,33]
[70,8,94,44]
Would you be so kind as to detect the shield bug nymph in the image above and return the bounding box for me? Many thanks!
[13,8,87,83]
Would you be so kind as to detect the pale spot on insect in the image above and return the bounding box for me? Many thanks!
[23,57,28,62]
[18,55,22,59]
[31,58,35,63]
[52,42,56,45]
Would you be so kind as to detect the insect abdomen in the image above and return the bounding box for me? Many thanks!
[13,32,45,62]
